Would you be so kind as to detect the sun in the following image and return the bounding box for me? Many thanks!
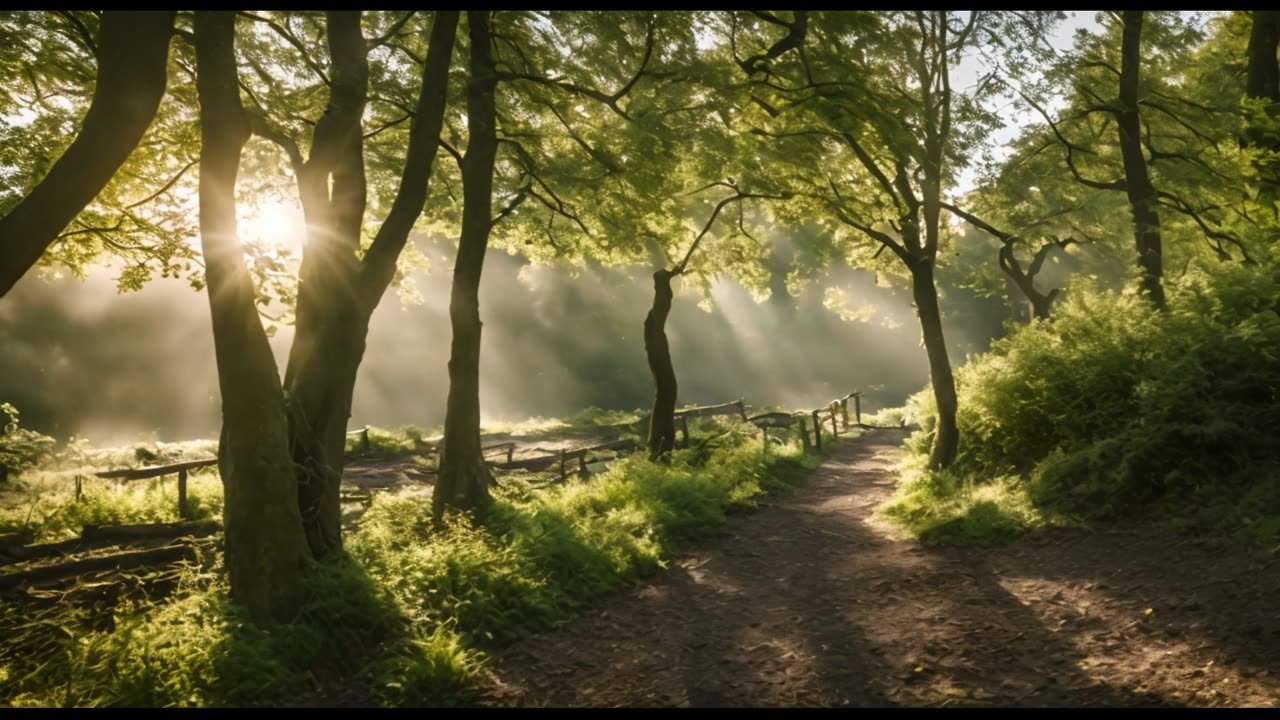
[239,199,305,251]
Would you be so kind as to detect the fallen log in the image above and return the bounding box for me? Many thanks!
[0,535,89,567]
[80,520,220,543]
[0,543,205,592]
[1,521,220,568]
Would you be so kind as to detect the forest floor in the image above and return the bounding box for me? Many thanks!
[476,431,1280,708]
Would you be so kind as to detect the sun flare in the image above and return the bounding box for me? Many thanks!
[239,200,305,250]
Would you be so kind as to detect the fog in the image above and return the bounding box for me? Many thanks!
[0,241,1008,444]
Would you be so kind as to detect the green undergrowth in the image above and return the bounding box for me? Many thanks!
[883,260,1280,547]
[1,436,222,545]
[1,420,827,707]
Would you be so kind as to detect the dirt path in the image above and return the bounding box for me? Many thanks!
[479,432,1280,708]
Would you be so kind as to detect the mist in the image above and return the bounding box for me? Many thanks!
[0,240,1008,445]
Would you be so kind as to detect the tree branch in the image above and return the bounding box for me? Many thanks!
[674,183,790,273]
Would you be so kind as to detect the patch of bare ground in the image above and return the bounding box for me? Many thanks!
[478,432,1280,708]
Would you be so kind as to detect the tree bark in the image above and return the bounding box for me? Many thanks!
[194,10,309,626]
[434,11,498,522]
[1117,11,1165,309]
[1245,11,1280,160]
[0,11,175,297]
[910,258,959,469]
[644,269,678,459]
[274,12,458,555]
[1247,11,1280,104]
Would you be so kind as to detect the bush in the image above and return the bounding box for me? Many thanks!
[887,260,1280,544]
[0,403,56,476]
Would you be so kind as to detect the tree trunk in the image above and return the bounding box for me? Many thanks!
[194,10,309,626]
[1245,11,1280,164]
[275,12,457,554]
[0,11,175,297]
[1117,11,1165,309]
[1030,293,1056,322]
[285,325,366,557]
[910,259,959,469]
[434,11,498,522]
[644,269,678,459]
[1247,11,1280,104]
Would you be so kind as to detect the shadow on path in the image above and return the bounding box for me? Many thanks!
[479,433,1280,707]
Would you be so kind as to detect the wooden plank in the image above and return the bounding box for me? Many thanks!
[811,409,823,450]
[675,400,746,420]
[95,458,216,480]
[498,455,560,472]
[494,438,637,473]
[481,441,517,464]
[747,412,797,428]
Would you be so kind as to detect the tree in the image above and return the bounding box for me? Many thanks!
[1016,11,1260,311]
[190,9,458,622]
[642,183,787,458]
[429,10,689,514]
[715,11,1051,468]
[940,202,1084,321]
[1116,12,1166,308]
[432,11,498,520]
[193,9,309,625]
[1246,11,1280,106]
[235,10,459,555]
[0,11,175,297]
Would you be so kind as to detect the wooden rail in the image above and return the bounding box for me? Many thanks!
[94,458,217,520]
[481,441,516,464]
[675,399,748,446]
[346,426,371,452]
[498,438,639,481]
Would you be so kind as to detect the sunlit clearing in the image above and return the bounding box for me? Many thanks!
[239,199,305,251]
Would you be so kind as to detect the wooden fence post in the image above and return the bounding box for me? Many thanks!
[737,399,748,422]
[841,398,850,429]
[578,452,588,478]
[559,448,567,483]
[855,394,862,424]
[811,409,822,450]
[177,468,190,520]
[507,445,514,464]
[830,403,839,438]
[797,417,811,452]
[75,475,83,502]
[362,427,371,452]
[679,415,689,448]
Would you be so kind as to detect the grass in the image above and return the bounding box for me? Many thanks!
[879,452,1069,546]
[1,438,222,545]
[1,416,827,707]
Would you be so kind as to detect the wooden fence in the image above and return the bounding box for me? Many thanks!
[93,458,218,521]
[83,388,892,507]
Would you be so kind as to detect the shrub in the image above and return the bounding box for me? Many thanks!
[887,260,1280,544]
